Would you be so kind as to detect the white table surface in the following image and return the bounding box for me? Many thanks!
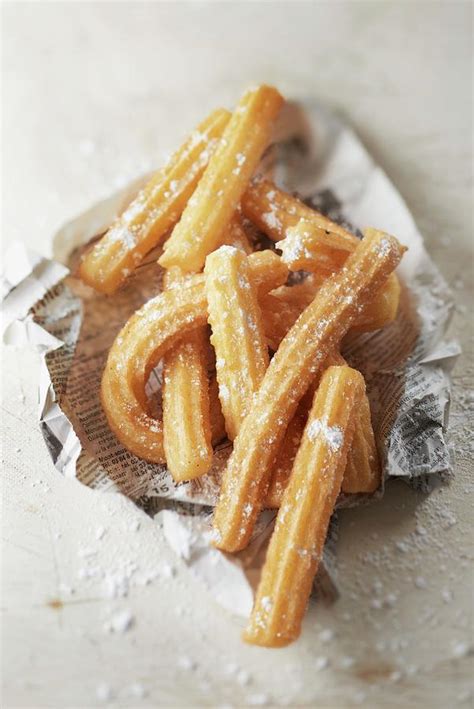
[2,2,473,707]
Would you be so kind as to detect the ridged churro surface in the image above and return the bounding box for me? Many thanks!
[205,246,269,440]
[159,86,283,272]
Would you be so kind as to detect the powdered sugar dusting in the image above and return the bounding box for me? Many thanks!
[262,210,281,231]
[280,226,312,264]
[306,418,344,451]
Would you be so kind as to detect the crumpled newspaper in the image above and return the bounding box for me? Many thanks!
[1,101,460,616]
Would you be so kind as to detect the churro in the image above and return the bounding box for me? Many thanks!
[79,109,230,294]
[159,86,284,272]
[205,245,269,440]
[212,230,405,552]
[162,268,212,482]
[243,366,365,647]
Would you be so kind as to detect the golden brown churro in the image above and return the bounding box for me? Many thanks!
[79,109,230,294]
[159,86,284,272]
[162,268,213,482]
[205,246,269,440]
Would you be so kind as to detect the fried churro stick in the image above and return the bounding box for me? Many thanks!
[266,352,381,506]
[79,109,231,294]
[212,230,406,552]
[159,86,284,272]
[162,268,212,481]
[243,366,365,647]
[101,251,287,462]
[205,246,269,440]
[242,178,354,244]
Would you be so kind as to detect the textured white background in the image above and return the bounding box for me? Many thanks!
[2,2,473,707]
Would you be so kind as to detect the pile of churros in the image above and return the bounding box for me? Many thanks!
[79,85,406,647]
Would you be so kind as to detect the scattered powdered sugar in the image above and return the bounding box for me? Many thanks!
[217,244,239,257]
[128,519,140,532]
[414,576,428,589]
[122,199,145,222]
[339,656,355,669]
[314,656,329,671]
[77,546,97,559]
[127,682,147,699]
[188,130,206,149]
[306,418,344,451]
[107,226,136,250]
[236,669,251,686]
[96,683,113,702]
[246,693,270,706]
[79,138,96,156]
[262,210,281,231]
[58,582,74,596]
[177,655,197,670]
[441,588,453,603]
[318,628,335,643]
[279,226,312,264]
[376,237,393,257]
[104,608,134,634]
[95,526,106,540]
[451,641,472,658]
[219,384,230,402]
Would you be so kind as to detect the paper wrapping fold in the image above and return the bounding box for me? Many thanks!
[1,101,459,615]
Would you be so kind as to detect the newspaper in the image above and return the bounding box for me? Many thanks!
[1,101,459,614]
